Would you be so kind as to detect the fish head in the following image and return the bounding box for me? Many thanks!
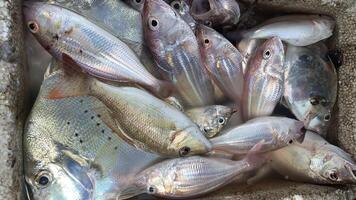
[196,24,221,54]
[270,118,306,146]
[305,104,332,134]
[201,105,234,138]
[124,0,145,13]
[311,148,356,184]
[170,0,196,30]
[169,126,212,157]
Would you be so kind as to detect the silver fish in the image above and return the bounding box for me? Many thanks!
[197,24,244,106]
[237,15,335,46]
[236,38,263,74]
[170,0,197,31]
[211,117,306,155]
[283,44,337,135]
[190,0,240,29]
[143,0,215,107]
[242,37,285,121]
[268,131,356,184]
[185,105,235,138]
[23,2,170,98]
[24,66,162,200]
[120,142,264,199]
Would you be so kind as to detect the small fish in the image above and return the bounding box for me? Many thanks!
[196,24,244,106]
[242,37,285,121]
[190,0,240,29]
[236,38,263,74]
[229,15,335,46]
[268,131,356,184]
[120,142,264,199]
[23,2,170,98]
[283,44,337,135]
[24,65,162,200]
[46,60,212,157]
[143,0,215,107]
[185,105,235,138]
[211,117,306,155]
[170,0,197,31]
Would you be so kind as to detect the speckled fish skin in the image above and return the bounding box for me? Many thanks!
[211,117,306,155]
[23,2,169,98]
[89,80,212,157]
[185,105,234,138]
[268,131,356,184]
[236,38,263,74]
[143,0,215,107]
[242,37,285,121]
[24,67,161,200]
[196,24,244,105]
[121,150,262,199]
[240,15,335,46]
[190,0,240,29]
[283,44,337,136]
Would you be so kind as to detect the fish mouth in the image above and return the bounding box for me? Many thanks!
[296,126,307,143]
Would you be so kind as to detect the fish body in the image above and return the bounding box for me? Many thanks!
[185,105,234,138]
[197,24,244,105]
[242,37,285,120]
[23,2,169,97]
[240,15,335,46]
[268,131,356,184]
[211,117,306,154]
[283,44,337,135]
[236,38,263,74]
[24,67,161,200]
[143,0,215,107]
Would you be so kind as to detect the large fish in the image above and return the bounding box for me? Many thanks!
[119,142,264,199]
[228,15,334,46]
[143,0,215,107]
[24,66,162,200]
[23,2,170,98]
[283,44,337,136]
[242,37,285,121]
[196,24,244,106]
[46,65,212,157]
[185,105,235,138]
[268,131,356,184]
[210,117,306,155]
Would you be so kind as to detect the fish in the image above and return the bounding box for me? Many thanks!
[164,96,185,111]
[236,38,264,74]
[196,24,244,106]
[24,65,162,200]
[283,44,337,135]
[229,15,335,46]
[47,63,212,157]
[210,117,306,155]
[190,0,240,29]
[268,131,356,184]
[185,105,235,138]
[143,0,215,107]
[23,2,170,98]
[170,0,197,31]
[119,142,264,199]
[242,37,285,121]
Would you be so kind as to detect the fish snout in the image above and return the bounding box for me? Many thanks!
[345,163,356,183]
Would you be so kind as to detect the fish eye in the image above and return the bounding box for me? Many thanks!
[300,126,307,134]
[203,127,208,133]
[263,49,272,59]
[328,170,338,181]
[218,117,225,125]
[148,17,159,31]
[204,20,212,27]
[179,146,191,157]
[147,186,156,194]
[171,1,180,10]
[27,21,39,33]
[324,114,331,121]
[309,96,320,105]
[320,97,328,107]
[35,171,52,188]
[135,0,142,4]
[288,140,293,144]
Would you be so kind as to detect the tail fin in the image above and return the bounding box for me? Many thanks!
[243,140,267,170]
[150,80,176,99]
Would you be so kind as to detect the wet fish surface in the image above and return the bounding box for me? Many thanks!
[236,38,263,74]
[283,44,337,135]
[211,117,306,155]
[143,0,215,107]
[23,2,170,97]
[242,37,285,121]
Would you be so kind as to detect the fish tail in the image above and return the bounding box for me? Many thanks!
[150,79,176,99]
[243,140,266,170]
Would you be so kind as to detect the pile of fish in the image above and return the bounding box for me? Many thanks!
[23,0,355,199]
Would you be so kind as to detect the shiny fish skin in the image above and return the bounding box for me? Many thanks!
[170,0,197,31]
[185,105,234,138]
[236,38,263,74]
[197,24,244,105]
[238,15,335,46]
[23,2,169,98]
[242,37,285,121]
[268,131,356,184]
[283,44,337,136]
[143,0,215,107]
[24,67,161,200]
[211,117,306,155]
